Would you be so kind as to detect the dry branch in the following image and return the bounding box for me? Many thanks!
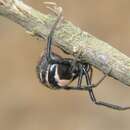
[0,0,130,86]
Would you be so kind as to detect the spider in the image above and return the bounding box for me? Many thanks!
[36,3,130,110]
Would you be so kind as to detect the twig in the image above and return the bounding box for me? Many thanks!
[0,0,130,86]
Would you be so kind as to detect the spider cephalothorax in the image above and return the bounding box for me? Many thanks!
[37,3,130,110]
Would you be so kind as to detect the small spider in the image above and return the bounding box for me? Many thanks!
[36,3,130,110]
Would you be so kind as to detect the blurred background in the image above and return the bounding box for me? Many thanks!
[0,0,130,130]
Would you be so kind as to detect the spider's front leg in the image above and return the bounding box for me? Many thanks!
[44,2,63,63]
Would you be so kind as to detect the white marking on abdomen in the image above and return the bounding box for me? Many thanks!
[55,65,72,87]
[45,64,50,86]
[39,71,43,82]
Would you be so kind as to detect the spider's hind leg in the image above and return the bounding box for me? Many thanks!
[83,67,130,110]
[84,65,109,88]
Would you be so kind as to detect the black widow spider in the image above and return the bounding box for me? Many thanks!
[37,2,130,110]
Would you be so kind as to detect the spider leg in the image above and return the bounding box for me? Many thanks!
[84,65,108,88]
[63,64,95,91]
[91,73,107,88]
[83,67,130,110]
[77,65,84,88]
[46,5,63,62]
[88,65,93,81]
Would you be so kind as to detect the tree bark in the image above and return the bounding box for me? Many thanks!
[0,0,130,86]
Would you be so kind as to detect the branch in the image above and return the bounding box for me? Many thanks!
[0,0,130,86]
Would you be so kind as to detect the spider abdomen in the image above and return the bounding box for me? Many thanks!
[37,53,79,89]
